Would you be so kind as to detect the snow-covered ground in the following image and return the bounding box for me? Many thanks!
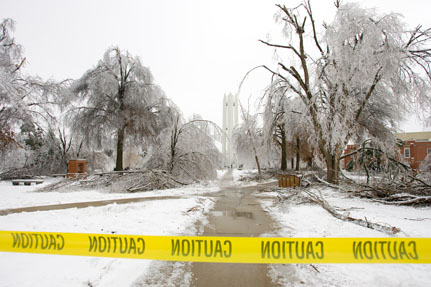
[0,178,219,287]
[0,178,219,210]
[261,186,431,286]
[231,169,254,181]
[1,171,431,286]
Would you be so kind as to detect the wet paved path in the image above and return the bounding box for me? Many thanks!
[191,171,279,287]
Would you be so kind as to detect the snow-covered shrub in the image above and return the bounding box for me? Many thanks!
[420,154,431,172]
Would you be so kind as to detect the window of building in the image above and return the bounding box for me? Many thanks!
[404,147,410,158]
[428,148,431,155]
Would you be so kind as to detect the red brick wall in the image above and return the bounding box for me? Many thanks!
[400,141,431,169]
[342,144,357,169]
[342,141,431,170]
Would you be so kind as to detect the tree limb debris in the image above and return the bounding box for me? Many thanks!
[38,169,188,193]
[373,195,431,206]
[273,171,404,234]
[301,169,431,206]
[301,189,401,235]
[312,173,343,190]
[354,178,431,206]
[309,264,320,273]
[276,186,401,235]
[340,144,431,188]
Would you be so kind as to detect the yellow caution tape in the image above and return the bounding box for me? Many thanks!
[1,231,431,263]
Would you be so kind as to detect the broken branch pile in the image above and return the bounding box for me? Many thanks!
[352,174,431,206]
[38,169,188,193]
[305,170,431,206]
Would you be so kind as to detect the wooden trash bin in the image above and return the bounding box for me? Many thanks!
[278,174,301,188]
[67,159,87,179]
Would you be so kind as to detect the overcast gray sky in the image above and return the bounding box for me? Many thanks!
[2,0,431,131]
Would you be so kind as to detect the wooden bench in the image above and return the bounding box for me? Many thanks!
[94,170,142,176]
[52,174,66,178]
[12,179,44,186]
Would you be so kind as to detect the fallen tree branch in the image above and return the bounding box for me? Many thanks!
[40,169,187,193]
[312,174,351,193]
[309,264,320,273]
[374,195,431,206]
[178,166,201,183]
[303,190,401,235]
[312,174,338,188]
[407,174,431,187]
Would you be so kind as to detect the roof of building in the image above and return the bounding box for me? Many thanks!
[395,132,431,141]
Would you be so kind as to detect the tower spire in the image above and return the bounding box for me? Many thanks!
[222,93,238,168]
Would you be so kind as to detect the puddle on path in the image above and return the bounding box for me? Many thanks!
[210,211,254,219]
[191,172,282,287]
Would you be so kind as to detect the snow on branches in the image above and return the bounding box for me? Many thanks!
[69,47,175,171]
[261,1,431,183]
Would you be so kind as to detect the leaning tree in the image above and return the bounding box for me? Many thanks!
[70,47,173,171]
[261,1,431,183]
[167,115,222,180]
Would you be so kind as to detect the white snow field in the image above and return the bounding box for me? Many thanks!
[0,178,219,210]
[0,178,218,287]
[260,186,431,286]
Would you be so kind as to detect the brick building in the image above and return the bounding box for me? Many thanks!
[342,132,431,170]
[342,144,358,170]
[396,132,431,169]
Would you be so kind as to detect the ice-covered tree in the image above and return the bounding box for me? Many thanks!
[70,47,173,171]
[236,104,263,173]
[234,112,259,169]
[421,154,431,172]
[262,81,292,170]
[0,18,64,175]
[0,18,28,151]
[282,96,312,171]
[261,1,431,183]
[169,115,221,180]
[145,113,222,181]
[262,78,313,171]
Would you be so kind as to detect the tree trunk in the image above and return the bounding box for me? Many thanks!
[326,153,340,184]
[280,132,287,171]
[295,137,300,171]
[255,154,262,174]
[307,157,313,168]
[169,129,177,173]
[249,132,261,175]
[115,126,126,171]
[291,157,294,169]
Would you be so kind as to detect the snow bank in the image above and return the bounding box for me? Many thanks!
[0,179,219,210]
